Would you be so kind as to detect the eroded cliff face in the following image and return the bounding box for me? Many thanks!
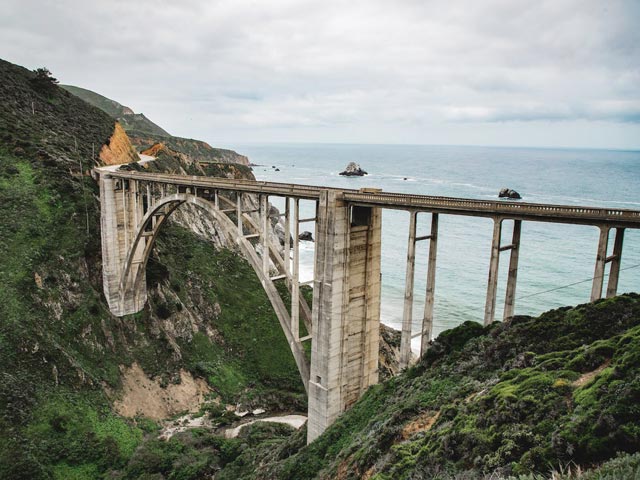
[99,122,139,166]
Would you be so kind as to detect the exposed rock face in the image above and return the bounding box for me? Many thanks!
[99,123,139,166]
[111,363,210,420]
[379,324,401,381]
[499,187,522,199]
[339,162,368,176]
[299,231,314,241]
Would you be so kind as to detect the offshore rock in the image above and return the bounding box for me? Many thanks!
[299,231,314,242]
[499,187,521,199]
[339,162,368,176]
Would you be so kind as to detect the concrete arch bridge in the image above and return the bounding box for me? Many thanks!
[96,169,640,442]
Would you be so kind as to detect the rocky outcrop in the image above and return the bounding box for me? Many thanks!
[379,324,401,381]
[339,162,368,176]
[299,231,314,242]
[499,187,522,199]
[131,132,250,166]
[111,363,210,420]
[99,123,139,166]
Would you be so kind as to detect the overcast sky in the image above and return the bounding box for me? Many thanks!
[1,0,639,149]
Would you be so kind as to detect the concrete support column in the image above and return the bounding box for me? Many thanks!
[284,198,291,278]
[400,211,417,369]
[484,218,503,326]
[503,220,522,321]
[421,213,438,355]
[100,174,147,316]
[606,228,625,298]
[307,191,382,444]
[237,193,243,234]
[291,199,300,340]
[261,195,269,275]
[591,226,610,301]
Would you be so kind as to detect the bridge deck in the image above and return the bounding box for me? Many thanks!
[104,170,640,228]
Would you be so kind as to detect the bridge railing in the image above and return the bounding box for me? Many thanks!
[103,170,640,227]
[342,191,640,225]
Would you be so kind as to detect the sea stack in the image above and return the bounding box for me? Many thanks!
[299,231,314,241]
[499,188,522,199]
[339,162,368,176]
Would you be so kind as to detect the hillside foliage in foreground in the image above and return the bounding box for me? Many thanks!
[217,294,640,479]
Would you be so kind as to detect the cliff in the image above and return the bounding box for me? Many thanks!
[98,122,139,166]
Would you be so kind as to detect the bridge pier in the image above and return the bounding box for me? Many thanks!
[100,176,148,316]
[307,191,382,443]
[591,226,625,301]
[606,228,625,298]
[484,218,522,325]
[400,211,417,369]
[421,213,439,355]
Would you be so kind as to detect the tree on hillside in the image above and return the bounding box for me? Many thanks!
[31,67,59,94]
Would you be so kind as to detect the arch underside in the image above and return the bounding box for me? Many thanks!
[119,193,310,392]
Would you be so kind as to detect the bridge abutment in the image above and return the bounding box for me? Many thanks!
[307,191,382,443]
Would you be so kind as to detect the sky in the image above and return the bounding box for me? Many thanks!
[1,0,639,150]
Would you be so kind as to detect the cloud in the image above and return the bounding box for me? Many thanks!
[1,0,638,148]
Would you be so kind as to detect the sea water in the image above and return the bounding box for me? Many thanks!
[232,143,640,348]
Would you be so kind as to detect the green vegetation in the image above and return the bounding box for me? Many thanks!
[217,295,640,479]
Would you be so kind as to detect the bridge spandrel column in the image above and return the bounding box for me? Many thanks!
[307,191,382,444]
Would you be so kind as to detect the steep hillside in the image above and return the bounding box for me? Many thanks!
[61,84,170,136]
[62,84,250,166]
[216,294,640,479]
[0,59,303,479]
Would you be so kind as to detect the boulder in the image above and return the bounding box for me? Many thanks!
[339,162,368,176]
[299,231,314,242]
[499,188,521,200]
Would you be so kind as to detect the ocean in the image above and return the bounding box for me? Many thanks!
[232,143,640,348]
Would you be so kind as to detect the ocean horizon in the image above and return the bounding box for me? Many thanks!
[228,143,640,350]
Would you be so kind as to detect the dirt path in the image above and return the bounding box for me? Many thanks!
[224,415,308,438]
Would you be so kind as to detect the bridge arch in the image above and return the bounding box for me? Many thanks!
[118,193,310,392]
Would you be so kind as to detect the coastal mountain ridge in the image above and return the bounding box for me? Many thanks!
[61,83,250,166]
[60,84,170,136]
